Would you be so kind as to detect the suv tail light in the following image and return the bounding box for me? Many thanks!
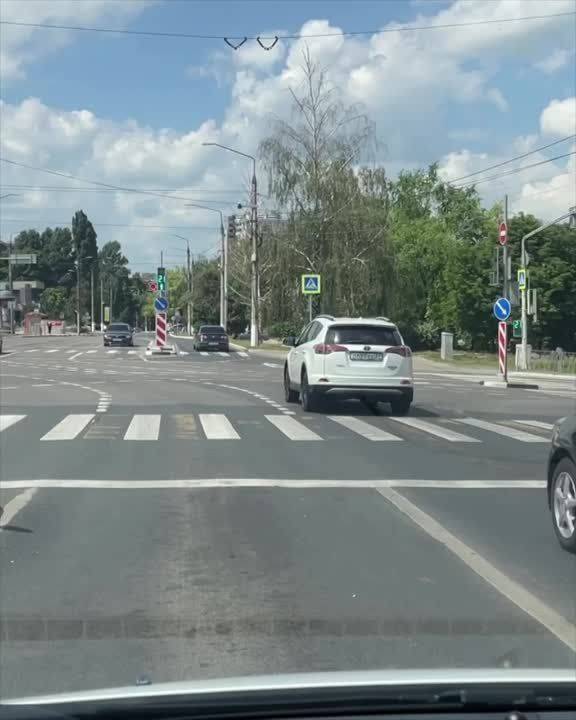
[385,346,412,357]
[314,343,347,355]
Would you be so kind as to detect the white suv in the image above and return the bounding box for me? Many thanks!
[283,316,413,414]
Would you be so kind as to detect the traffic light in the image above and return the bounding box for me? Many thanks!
[157,266,166,293]
[512,319,522,338]
[227,215,236,242]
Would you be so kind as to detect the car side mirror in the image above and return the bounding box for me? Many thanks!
[283,336,296,346]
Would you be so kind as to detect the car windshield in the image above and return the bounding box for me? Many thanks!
[1,0,575,706]
[326,325,402,346]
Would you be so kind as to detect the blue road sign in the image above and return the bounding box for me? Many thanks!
[154,296,169,312]
[301,274,321,294]
[493,297,511,321]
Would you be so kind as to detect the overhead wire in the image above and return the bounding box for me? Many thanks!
[451,152,576,188]
[1,11,573,41]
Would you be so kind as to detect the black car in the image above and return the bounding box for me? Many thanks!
[547,414,576,553]
[103,322,133,347]
[194,325,229,352]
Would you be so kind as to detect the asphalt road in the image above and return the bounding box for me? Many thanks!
[1,333,575,698]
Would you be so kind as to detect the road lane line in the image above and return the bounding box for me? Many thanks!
[218,352,230,357]
[86,350,97,354]
[514,420,555,431]
[265,415,322,441]
[124,415,161,440]
[375,487,576,653]
[65,349,76,354]
[0,488,38,530]
[389,417,480,442]
[329,416,402,441]
[0,415,26,433]
[31,383,53,387]
[0,479,547,489]
[106,350,119,354]
[200,352,209,356]
[457,417,548,443]
[24,349,39,353]
[199,414,240,439]
[237,352,248,358]
[41,414,95,441]
[127,350,137,354]
[68,352,84,360]
[45,349,59,353]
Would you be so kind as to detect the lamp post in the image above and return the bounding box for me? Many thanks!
[183,204,227,331]
[171,235,194,335]
[202,142,258,347]
[518,207,576,369]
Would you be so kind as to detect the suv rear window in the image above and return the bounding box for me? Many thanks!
[325,325,402,346]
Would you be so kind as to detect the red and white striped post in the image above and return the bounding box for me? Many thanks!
[498,321,508,381]
[155,312,167,348]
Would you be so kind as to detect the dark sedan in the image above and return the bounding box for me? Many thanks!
[194,325,229,352]
[547,414,576,553]
[103,323,134,347]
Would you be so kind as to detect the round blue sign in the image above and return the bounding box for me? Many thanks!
[154,296,168,312]
[493,297,511,321]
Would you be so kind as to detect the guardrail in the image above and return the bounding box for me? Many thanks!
[527,349,576,374]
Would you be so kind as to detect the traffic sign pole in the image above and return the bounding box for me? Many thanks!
[498,321,508,381]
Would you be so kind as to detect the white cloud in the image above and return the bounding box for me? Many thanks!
[540,97,576,137]
[534,48,573,74]
[0,0,153,80]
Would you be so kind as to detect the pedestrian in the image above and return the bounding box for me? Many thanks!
[48,321,53,335]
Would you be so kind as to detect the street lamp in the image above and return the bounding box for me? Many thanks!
[183,203,227,330]
[202,142,259,347]
[518,206,576,369]
[171,235,194,335]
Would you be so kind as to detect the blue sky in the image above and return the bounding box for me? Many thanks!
[1,0,574,266]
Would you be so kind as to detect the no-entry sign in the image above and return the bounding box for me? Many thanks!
[499,221,508,246]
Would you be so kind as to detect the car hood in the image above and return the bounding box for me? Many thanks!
[6,668,576,705]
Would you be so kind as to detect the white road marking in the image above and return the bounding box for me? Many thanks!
[124,414,161,440]
[237,351,249,358]
[265,415,322,441]
[24,349,39,353]
[0,415,26,432]
[0,488,38,530]
[218,352,230,357]
[263,362,282,368]
[86,350,97,354]
[199,352,209,356]
[68,352,84,361]
[376,487,576,653]
[0,478,546,489]
[45,349,60,354]
[0,386,19,390]
[514,420,555,431]
[389,417,480,442]
[329,416,402,441]
[179,350,189,355]
[106,350,119,354]
[199,414,240,439]
[31,383,53,388]
[457,417,548,443]
[41,414,95,441]
[65,349,76,354]
[127,350,137,354]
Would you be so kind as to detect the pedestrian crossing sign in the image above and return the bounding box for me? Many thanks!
[301,274,321,295]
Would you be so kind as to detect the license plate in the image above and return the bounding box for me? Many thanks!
[349,352,383,361]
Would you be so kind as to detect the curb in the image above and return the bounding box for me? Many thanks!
[480,380,540,390]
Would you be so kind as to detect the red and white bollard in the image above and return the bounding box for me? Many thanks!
[155,312,167,348]
[498,321,508,381]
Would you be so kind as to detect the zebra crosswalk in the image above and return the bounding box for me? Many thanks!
[0,412,553,445]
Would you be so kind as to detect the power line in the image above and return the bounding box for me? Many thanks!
[0,218,218,230]
[445,134,576,183]
[0,157,248,205]
[451,151,576,188]
[0,184,246,200]
[0,11,572,42]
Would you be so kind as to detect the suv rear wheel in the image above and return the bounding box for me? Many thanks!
[550,458,576,553]
[390,394,411,416]
[300,369,318,412]
[284,365,298,403]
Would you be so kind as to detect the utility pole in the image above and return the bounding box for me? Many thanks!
[7,236,14,334]
[503,194,509,299]
[250,160,259,347]
[76,254,81,336]
[186,243,193,335]
[220,216,228,330]
[100,275,104,331]
[90,265,95,334]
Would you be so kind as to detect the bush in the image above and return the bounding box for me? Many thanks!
[267,321,303,339]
